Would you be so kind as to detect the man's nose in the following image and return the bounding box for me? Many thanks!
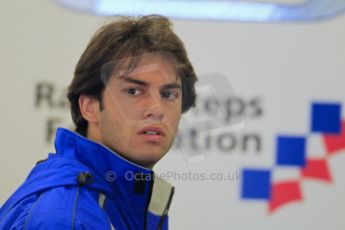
[143,91,164,121]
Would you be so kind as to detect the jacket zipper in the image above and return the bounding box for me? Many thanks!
[71,186,80,230]
[156,187,175,230]
[144,171,155,230]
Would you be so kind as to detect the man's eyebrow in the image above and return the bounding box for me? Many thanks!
[118,76,182,89]
[118,76,148,86]
[162,83,182,90]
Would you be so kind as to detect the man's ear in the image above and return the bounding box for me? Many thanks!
[79,95,100,124]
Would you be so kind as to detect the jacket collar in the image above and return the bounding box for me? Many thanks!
[54,127,154,195]
[54,128,174,225]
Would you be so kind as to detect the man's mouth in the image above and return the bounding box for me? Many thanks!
[138,126,165,142]
[144,130,160,135]
[139,126,165,135]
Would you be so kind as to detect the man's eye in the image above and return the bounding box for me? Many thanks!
[161,91,177,100]
[127,88,142,96]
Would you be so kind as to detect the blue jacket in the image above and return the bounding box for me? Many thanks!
[0,128,174,230]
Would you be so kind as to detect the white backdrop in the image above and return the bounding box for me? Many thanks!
[1,1,345,229]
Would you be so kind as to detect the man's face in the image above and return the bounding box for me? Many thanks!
[96,53,182,168]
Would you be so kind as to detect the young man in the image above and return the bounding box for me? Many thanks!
[0,15,197,230]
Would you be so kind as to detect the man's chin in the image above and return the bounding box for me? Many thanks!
[110,144,168,168]
[129,151,168,169]
[137,155,164,169]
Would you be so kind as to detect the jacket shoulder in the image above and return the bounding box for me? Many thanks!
[1,186,110,230]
